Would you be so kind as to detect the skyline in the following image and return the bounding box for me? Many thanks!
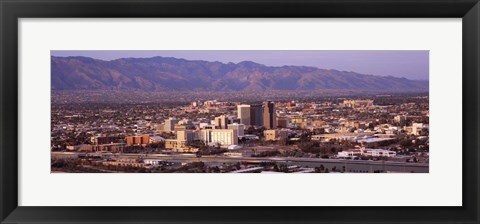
[51,50,429,80]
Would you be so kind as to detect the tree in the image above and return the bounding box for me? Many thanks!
[299,133,311,142]
[319,164,325,171]
[400,139,413,148]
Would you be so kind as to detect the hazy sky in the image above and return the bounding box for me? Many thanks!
[51,50,429,80]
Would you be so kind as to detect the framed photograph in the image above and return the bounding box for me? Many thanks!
[1,0,479,223]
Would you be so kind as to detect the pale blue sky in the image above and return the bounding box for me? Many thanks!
[51,50,429,80]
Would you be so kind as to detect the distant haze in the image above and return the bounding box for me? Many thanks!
[51,50,429,80]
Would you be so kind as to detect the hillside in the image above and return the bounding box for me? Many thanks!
[51,56,428,92]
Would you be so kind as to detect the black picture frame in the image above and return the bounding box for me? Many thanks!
[1,0,479,223]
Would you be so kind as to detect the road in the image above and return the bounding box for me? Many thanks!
[52,151,429,173]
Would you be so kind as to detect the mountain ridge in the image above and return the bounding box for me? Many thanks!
[51,56,429,92]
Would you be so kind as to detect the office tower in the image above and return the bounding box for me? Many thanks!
[250,104,263,127]
[209,129,238,146]
[176,130,195,142]
[197,129,238,146]
[164,117,179,132]
[228,123,245,137]
[262,101,276,129]
[237,105,251,125]
[215,115,228,129]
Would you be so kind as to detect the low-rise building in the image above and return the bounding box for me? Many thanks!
[93,160,147,168]
[149,136,165,143]
[143,158,164,165]
[66,144,92,151]
[337,149,364,158]
[170,147,199,153]
[165,139,187,149]
[90,136,112,145]
[66,143,126,152]
[264,130,288,142]
[341,99,374,109]
[337,148,396,158]
[276,117,290,128]
[311,132,375,142]
[364,149,396,157]
[125,134,149,145]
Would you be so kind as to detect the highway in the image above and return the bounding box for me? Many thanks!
[52,151,429,173]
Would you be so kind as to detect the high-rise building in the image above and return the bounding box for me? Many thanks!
[164,117,179,132]
[250,104,263,127]
[209,129,238,146]
[193,129,238,146]
[176,130,196,142]
[215,115,228,129]
[262,101,276,129]
[237,105,251,125]
[228,123,245,137]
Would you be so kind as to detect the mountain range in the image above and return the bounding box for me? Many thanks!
[51,56,428,92]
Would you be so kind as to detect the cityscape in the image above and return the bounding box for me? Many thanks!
[51,50,429,173]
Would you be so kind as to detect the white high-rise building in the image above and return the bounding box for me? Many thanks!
[228,123,245,137]
[196,129,238,146]
[210,129,238,146]
[214,115,228,129]
[237,104,251,125]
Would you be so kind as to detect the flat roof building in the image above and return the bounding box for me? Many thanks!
[263,101,276,129]
[250,104,263,127]
[228,123,245,137]
[237,104,251,125]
